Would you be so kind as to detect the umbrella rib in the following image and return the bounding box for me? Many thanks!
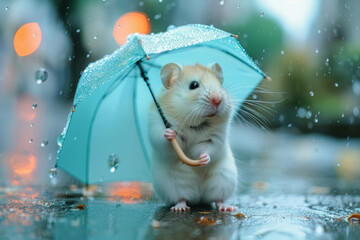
[133,66,151,169]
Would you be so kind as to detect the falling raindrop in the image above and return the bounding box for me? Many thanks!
[108,154,119,173]
[32,103,38,109]
[341,113,345,118]
[280,50,284,55]
[309,91,314,97]
[297,108,306,118]
[35,68,48,84]
[315,48,319,54]
[337,163,340,167]
[49,168,57,179]
[29,139,33,143]
[318,29,321,34]
[219,0,225,5]
[260,12,264,17]
[334,82,339,87]
[86,53,90,58]
[353,107,359,117]
[76,29,81,33]
[154,14,161,20]
[41,140,48,147]
[287,123,292,127]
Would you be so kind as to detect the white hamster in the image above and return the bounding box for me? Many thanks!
[148,63,237,212]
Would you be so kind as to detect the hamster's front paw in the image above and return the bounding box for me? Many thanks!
[199,152,211,166]
[164,128,176,141]
[170,200,190,212]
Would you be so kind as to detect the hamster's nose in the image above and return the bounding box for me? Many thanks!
[210,96,222,107]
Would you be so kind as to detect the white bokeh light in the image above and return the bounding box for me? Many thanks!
[256,0,320,43]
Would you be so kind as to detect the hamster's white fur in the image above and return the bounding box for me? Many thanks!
[148,63,237,211]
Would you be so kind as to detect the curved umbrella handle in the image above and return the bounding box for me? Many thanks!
[170,138,204,167]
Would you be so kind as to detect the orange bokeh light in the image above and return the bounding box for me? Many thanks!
[11,153,37,175]
[14,22,42,56]
[110,182,142,204]
[113,12,151,45]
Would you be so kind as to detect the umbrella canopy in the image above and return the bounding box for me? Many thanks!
[56,24,266,185]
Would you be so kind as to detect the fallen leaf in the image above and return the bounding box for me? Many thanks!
[75,204,86,210]
[347,214,360,224]
[195,216,218,226]
[233,213,246,220]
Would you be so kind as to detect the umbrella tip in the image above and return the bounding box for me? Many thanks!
[231,34,238,39]
[72,105,76,112]
[264,76,272,81]
[146,55,150,60]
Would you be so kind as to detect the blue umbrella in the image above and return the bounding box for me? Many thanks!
[56,24,268,185]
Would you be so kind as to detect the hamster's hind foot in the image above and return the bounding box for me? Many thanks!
[216,200,237,212]
[170,200,190,212]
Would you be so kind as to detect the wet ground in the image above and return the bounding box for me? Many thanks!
[1,126,360,240]
[1,100,360,239]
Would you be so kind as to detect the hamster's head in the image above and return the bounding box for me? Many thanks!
[160,63,232,127]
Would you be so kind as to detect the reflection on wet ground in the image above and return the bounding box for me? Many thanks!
[1,99,360,239]
[1,169,360,239]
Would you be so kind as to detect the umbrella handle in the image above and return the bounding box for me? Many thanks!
[171,138,204,167]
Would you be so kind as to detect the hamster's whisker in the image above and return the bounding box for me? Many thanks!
[238,105,271,130]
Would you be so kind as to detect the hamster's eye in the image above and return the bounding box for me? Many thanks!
[189,81,199,90]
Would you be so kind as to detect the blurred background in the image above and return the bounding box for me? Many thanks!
[0,0,359,191]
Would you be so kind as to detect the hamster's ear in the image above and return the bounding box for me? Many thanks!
[160,63,181,89]
[210,63,224,84]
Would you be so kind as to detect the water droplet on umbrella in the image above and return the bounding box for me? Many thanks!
[41,140,48,147]
[49,168,57,179]
[139,1,144,6]
[318,29,321,34]
[219,0,225,5]
[108,154,119,173]
[5,6,9,11]
[93,35,98,40]
[154,14,161,20]
[337,163,340,167]
[57,135,64,147]
[260,12,264,17]
[167,25,176,31]
[74,137,77,141]
[35,68,48,84]
[315,48,319,54]
[334,82,339,87]
[86,53,90,58]
[314,118,319,123]
[29,138,33,143]
[117,25,121,28]
[280,50,284,55]
[30,123,34,127]
[287,123,292,127]
[32,103,38,109]
[159,0,163,2]
[76,29,81,33]
[309,91,314,96]
[341,113,345,118]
